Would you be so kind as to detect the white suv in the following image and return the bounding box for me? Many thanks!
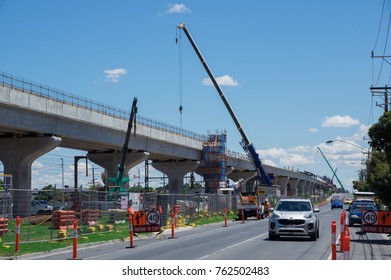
[268,198,320,241]
[31,200,53,215]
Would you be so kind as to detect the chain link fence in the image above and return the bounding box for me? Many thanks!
[0,188,240,245]
[0,187,328,245]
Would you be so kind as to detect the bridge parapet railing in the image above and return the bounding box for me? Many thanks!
[0,71,207,142]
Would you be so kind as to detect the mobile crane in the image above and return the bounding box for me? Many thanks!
[177,23,278,218]
[177,23,275,187]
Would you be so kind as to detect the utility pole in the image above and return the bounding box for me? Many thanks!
[369,85,389,112]
[370,52,391,113]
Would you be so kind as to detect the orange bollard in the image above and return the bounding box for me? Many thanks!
[128,206,134,215]
[343,227,350,260]
[169,210,176,239]
[15,216,20,253]
[339,211,345,251]
[128,214,134,248]
[223,208,228,227]
[72,219,78,260]
[331,220,336,260]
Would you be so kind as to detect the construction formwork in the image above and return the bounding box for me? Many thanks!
[200,130,227,193]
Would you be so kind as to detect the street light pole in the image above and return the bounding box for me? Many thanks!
[326,139,370,183]
[326,139,368,151]
[60,158,64,190]
[60,158,64,205]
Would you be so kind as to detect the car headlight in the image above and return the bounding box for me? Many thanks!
[351,214,359,219]
[304,212,313,218]
[271,213,280,219]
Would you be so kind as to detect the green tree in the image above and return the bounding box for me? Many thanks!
[367,112,391,206]
[34,184,58,201]
[352,180,369,192]
[366,151,391,206]
[368,111,391,162]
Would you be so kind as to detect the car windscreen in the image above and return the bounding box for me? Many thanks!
[352,203,377,210]
[276,201,311,211]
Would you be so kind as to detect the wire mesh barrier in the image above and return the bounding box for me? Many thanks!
[0,189,239,245]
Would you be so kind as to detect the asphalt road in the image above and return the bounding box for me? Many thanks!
[15,203,390,261]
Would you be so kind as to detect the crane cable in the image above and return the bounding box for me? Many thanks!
[176,27,184,128]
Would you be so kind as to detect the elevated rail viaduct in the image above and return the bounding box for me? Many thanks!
[0,72,328,216]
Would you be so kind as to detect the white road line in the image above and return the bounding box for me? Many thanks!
[197,232,268,260]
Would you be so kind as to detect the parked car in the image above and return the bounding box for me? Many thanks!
[268,198,320,241]
[331,198,343,209]
[344,197,353,205]
[347,199,378,226]
[31,200,53,215]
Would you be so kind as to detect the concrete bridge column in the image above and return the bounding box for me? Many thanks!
[276,176,289,197]
[298,180,306,196]
[88,151,150,187]
[152,160,200,194]
[304,181,311,195]
[312,183,318,196]
[0,135,62,217]
[228,170,257,192]
[288,178,299,197]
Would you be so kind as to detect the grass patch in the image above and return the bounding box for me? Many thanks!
[0,212,238,258]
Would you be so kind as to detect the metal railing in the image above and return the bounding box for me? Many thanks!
[0,71,207,142]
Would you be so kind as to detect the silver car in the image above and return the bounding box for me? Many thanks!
[268,198,320,241]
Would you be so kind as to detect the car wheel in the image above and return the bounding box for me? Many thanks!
[269,232,277,240]
[309,232,317,241]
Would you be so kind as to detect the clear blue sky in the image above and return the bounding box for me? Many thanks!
[0,1,388,192]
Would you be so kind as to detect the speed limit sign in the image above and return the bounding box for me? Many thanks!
[362,210,377,225]
[146,210,160,225]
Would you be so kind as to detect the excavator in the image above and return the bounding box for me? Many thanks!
[177,23,279,219]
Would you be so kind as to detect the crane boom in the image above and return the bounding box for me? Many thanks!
[109,97,138,186]
[177,23,273,186]
[317,147,345,192]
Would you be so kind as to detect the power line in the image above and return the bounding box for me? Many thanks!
[372,0,386,51]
